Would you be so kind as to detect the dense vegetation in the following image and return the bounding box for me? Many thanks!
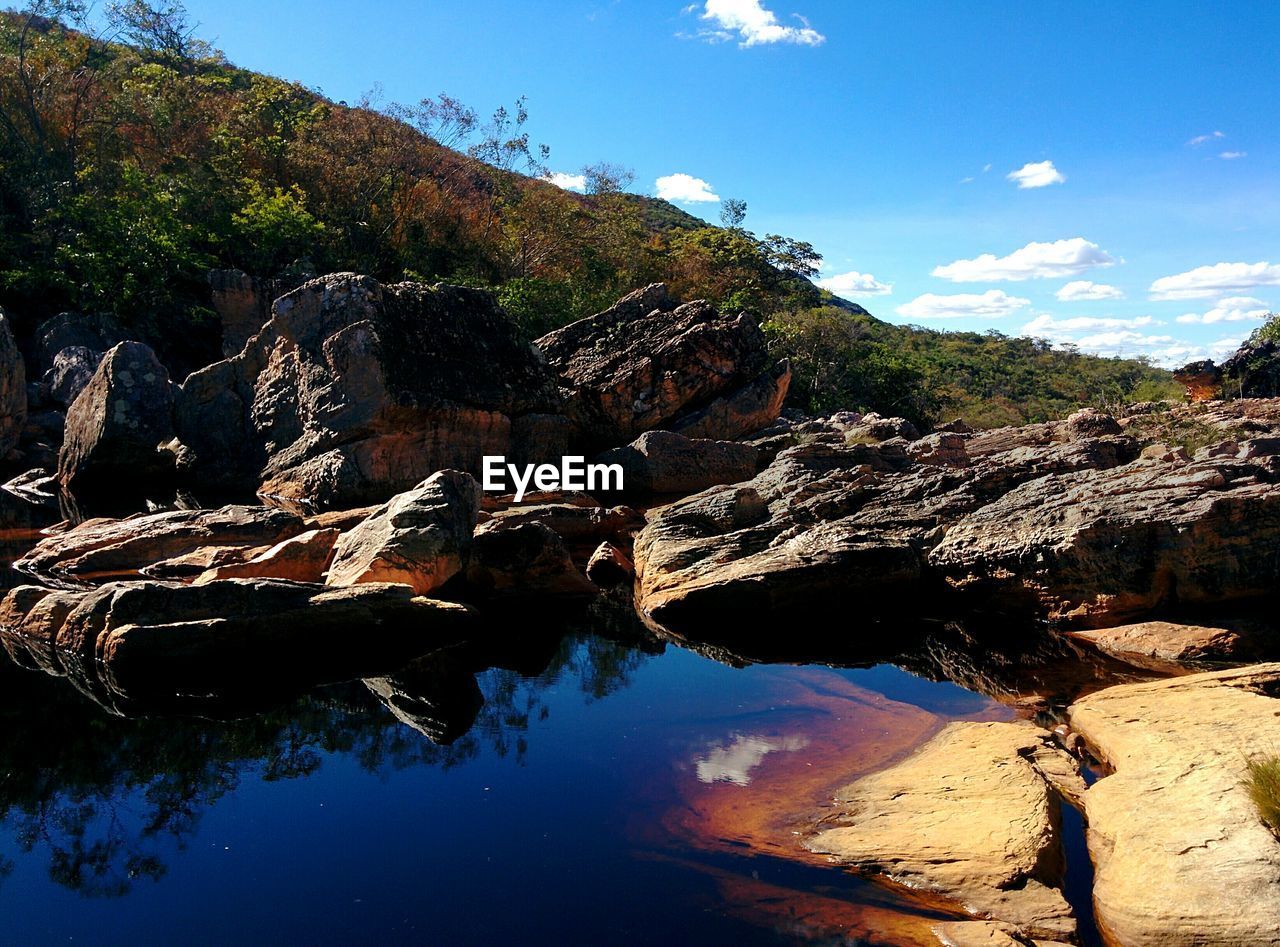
[0,1,1180,427]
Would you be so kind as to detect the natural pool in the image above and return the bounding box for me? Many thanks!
[0,602,1111,946]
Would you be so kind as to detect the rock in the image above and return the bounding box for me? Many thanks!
[484,501,642,544]
[1174,359,1224,402]
[931,454,1280,627]
[194,527,340,584]
[596,430,758,495]
[907,431,970,468]
[843,412,921,443]
[463,520,596,598]
[57,341,175,493]
[1065,407,1122,440]
[174,274,562,507]
[669,359,791,441]
[45,345,101,407]
[15,504,306,579]
[805,721,1083,941]
[1221,335,1280,400]
[0,307,26,457]
[208,268,272,358]
[536,284,776,448]
[33,312,126,372]
[1071,619,1280,666]
[363,649,484,745]
[586,541,634,588]
[0,578,473,703]
[326,470,481,595]
[1067,665,1280,946]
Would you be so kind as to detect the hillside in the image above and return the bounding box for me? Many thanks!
[0,3,1179,427]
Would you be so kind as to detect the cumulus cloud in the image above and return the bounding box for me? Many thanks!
[1007,160,1065,189]
[1175,296,1272,325]
[1021,312,1242,366]
[541,171,587,192]
[688,0,825,47]
[895,290,1030,320]
[1056,280,1124,301]
[817,270,893,298]
[1149,262,1280,300]
[1023,314,1163,338]
[932,238,1116,282]
[1220,151,1247,160]
[655,173,720,203]
[1187,130,1225,146]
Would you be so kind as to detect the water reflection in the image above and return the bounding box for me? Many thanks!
[695,733,811,787]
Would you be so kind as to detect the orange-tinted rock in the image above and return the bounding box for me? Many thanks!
[463,520,596,598]
[585,541,634,588]
[195,527,340,584]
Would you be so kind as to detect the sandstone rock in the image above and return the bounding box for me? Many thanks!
[208,268,271,358]
[0,307,26,457]
[463,520,596,598]
[1065,407,1122,440]
[586,541,634,588]
[1174,359,1223,402]
[16,504,305,579]
[57,341,174,493]
[484,501,642,544]
[669,359,791,441]
[195,527,340,584]
[842,412,921,443]
[536,284,776,448]
[45,345,101,407]
[907,431,970,468]
[174,274,562,507]
[931,455,1280,626]
[1068,665,1280,946]
[0,578,473,703]
[806,721,1083,940]
[1071,619,1280,666]
[597,430,758,495]
[326,470,481,595]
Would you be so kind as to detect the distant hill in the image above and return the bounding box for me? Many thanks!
[0,4,1177,428]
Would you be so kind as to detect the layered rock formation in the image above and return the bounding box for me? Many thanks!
[1068,665,1280,946]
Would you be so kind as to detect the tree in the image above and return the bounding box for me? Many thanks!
[719,197,746,230]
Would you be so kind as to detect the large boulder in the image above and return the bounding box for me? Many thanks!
[536,284,784,448]
[57,341,175,493]
[1068,665,1280,946]
[0,307,26,457]
[597,429,758,495]
[463,520,596,598]
[806,720,1084,941]
[174,274,562,508]
[208,268,272,358]
[326,470,481,595]
[45,345,101,407]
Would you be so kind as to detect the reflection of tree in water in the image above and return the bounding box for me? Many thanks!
[0,625,658,898]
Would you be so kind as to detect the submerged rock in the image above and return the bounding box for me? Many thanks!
[806,720,1084,941]
[1068,665,1280,946]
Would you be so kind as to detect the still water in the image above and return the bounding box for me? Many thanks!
[0,611,1088,946]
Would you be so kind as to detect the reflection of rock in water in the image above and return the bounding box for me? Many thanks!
[364,649,484,745]
[694,733,810,786]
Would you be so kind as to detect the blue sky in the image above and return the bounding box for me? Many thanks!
[179,0,1280,366]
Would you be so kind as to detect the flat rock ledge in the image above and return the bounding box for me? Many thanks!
[805,720,1086,942]
[1067,664,1280,947]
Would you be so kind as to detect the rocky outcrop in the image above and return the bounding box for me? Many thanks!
[1065,407,1122,440]
[536,284,781,448]
[1221,333,1280,399]
[806,721,1084,941]
[597,430,758,495]
[1071,618,1280,667]
[463,520,596,598]
[0,307,27,457]
[208,268,272,358]
[586,541,634,588]
[174,274,562,507]
[45,345,100,407]
[483,501,642,545]
[326,470,481,595]
[1067,665,1280,946]
[57,341,174,494]
[15,504,306,580]
[1173,360,1223,402]
[0,579,473,704]
[194,527,340,584]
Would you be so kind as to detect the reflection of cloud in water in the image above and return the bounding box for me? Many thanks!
[694,733,811,786]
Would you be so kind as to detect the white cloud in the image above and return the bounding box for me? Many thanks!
[541,171,587,192]
[1007,160,1065,189]
[694,733,809,786]
[895,289,1030,320]
[1149,261,1280,300]
[1023,314,1163,338]
[1187,130,1225,146]
[655,172,720,203]
[1056,280,1124,301]
[690,0,825,47]
[1175,296,1272,325]
[817,270,893,298]
[932,238,1116,282]
[1220,151,1247,160]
